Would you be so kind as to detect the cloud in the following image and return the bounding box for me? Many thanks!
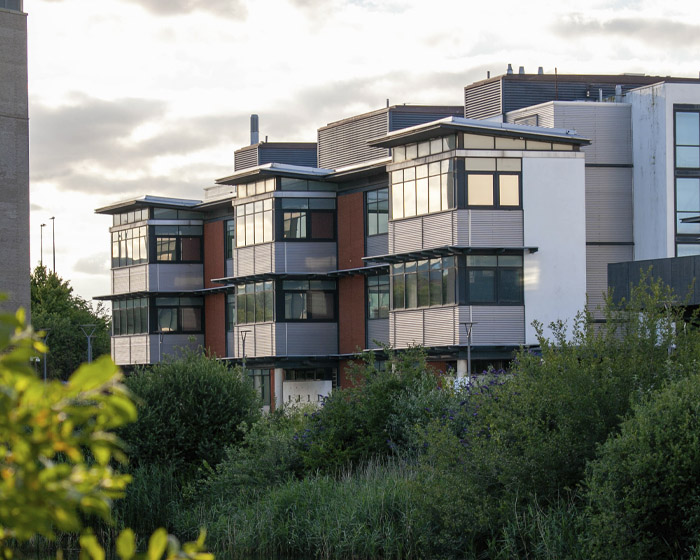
[41,0,247,18]
[73,253,110,275]
[556,14,700,47]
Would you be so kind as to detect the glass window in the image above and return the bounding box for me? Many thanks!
[391,160,453,220]
[282,279,336,321]
[366,188,389,236]
[391,257,456,310]
[112,298,149,336]
[235,199,274,247]
[499,175,520,206]
[676,111,700,169]
[367,275,389,319]
[466,254,523,304]
[467,174,494,206]
[235,282,274,324]
[466,170,522,208]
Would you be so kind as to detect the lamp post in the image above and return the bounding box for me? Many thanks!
[460,321,477,379]
[80,324,97,363]
[38,329,50,382]
[40,223,46,266]
[239,329,251,371]
[50,216,55,272]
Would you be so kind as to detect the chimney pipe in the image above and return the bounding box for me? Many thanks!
[250,114,259,145]
[538,66,543,75]
[487,70,490,78]
[519,66,525,75]
[507,63,513,75]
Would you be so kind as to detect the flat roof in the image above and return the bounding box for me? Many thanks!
[95,195,202,214]
[466,72,700,91]
[216,162,334,185]
[318,104,464,131]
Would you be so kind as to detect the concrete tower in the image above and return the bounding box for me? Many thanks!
[0,0,29,314]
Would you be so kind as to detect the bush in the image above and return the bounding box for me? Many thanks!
[119,349,261,473]
[585,372,700,559]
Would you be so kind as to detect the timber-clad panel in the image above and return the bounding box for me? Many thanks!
[367,319,389,349]
[391,310,424,347]
[586,245,633,318]
[454,210,470,246]
[585,167,633,243]
[464,80,502,119]
[422,212,454,249]
[391,217,423,253]
[424,307,457,346]
[470,210,523,246]
[318,111,389,169]
[366,234,388,258]
[235,246,256,277]
[254,244,273,274]
[460,306,524,345]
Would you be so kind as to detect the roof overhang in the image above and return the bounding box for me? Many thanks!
[95,195,202,215]
[362,245,538,264]
[216,162,334,186]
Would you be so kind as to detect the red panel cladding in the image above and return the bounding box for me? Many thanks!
[428,361,450,376]
[339,275,365,355]
[337,191,365,269]
[204,220,224,289]
[204,293,226,357]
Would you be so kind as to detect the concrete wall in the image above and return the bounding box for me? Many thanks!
[0,8,29,314]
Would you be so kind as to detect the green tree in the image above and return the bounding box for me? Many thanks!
[31,265,110,380]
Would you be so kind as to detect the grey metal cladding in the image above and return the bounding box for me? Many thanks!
[235,246,256,276]
[424,307,457,346]
[366,234,388,258]
[470,210,523,246]
[502,80,620,113]
[318,111,389,169]
[275,323,338,355]
[149,264,203,291]
[367,318,389,349]
[388,107,463,131]
[462,306,525,345]
[454,210,470,246]
[507,105,555,129]
[464,80,502,119]
[390,217,423,253]
[254,244,273,274]
[585,167,633,243]
[235,145,258,171]
[554,104,631,164]
[232,324,274,358]
[391,309,424,347]
[274,242,337,273]
[587,245,633,317]
[422,212,454,249]
[259,146,317,168]
[225,258,234,277]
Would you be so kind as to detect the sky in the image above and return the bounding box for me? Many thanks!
[25,0,700,303]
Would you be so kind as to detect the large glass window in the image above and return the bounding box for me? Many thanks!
[235,199,273,247]
[675,108,700,256]
[281,198,336,241]
[236,178,276,199]
[112,298,149,336]
[392,135,456,163]
[282,280,336,321]
[225,220,235,259]
[236,281,274,324]
[391,257,456,310]
[676,111,700,169]
[366,188,389,236]
[111,226,148,268]
[466,172,521,208]
[155,297,203,333]
[391,160,454,220]
[112,208,149,227]
[367,275,389,319]
[154,225,202,262]
[467,255,523,304]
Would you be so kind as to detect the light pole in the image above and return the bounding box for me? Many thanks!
[80,324,97,363]
[38,329,50,382]
[460,321,477,379]
[50,216,55,272]
[40,223,46,266]
[239,329,251,371]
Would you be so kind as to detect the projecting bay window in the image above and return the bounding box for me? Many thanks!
[281,198,336,241]
[466,171,521,208]
[235,199,273,247]
[154,225,203,262]
[366,188,388,236]
[112,298,149,336]
[236,281,274,324]
[391,160,454,220]
[111,226,148,268]
[467,255,523,305]
[391,257,456,310]
[367,275,390,319]
[155,297,203,333]
[282,280,336,321]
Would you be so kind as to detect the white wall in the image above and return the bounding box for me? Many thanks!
[522,154,587,344]
[628,82,700,260]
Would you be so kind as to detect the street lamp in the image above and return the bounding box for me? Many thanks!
[239,329,251,371]
[80,324,97,363]
[50,216,56,272]
[38,329,50,382]
[460,321,477,379]
[40,223,46,266]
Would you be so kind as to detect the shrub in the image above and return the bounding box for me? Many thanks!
[585,372,700,559]
[119,349,261,473]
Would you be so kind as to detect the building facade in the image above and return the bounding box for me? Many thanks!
[0,0,29,314]
[97,70,700,409]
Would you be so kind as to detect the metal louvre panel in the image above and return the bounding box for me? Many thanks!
[585,167,633,243]
[454,210,470,246]
[254,243,273,274]
[391,309,424,347]
[277,323,338,356]
[254,323,274,357]
[422,212,454,249]
[225,258,234,277]
[280,242,336,273]
[234,146,258,171]
[129,265,148,292]
[366,234,388,258]
[461,306,525,345]
[391,217,423,254]
[469,210,523,246]
[554,104,632,165]
[259,146,317,168]
[424,307,457,346]
[586,245,633,317]
[318,111,389,169]
[388,107,463,131]
[465,80,502,119]
[235,246,255,277]
[503,80,620,114]
[112,268,130,294]
[367,318,389,349]
[506,104,555,129]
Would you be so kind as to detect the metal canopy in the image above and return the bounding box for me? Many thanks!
[362,245,539,264]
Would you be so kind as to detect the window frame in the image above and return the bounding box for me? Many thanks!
[466,254,523,305]
[391,257,456,311]
[281,279,337,322]
[366,188,389,236]
[279,198,336,242]
[465,171,522,209]
[367,274,390,319]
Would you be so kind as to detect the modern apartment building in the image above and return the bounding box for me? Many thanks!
[0,0,30,314]
[96,70,700,409]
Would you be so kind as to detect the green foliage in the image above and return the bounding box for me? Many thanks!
[299,347,463,473]
[31,265,110,380]
[585,372,700,559]
[120,349,261,472]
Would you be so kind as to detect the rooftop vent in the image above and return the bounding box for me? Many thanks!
[506,63,513,75]
[250,114,259,145]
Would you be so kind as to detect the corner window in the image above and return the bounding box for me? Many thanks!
[155,297,203,333]
[467,255,522,304]
[154,225,202,262]
[282,280,336,321]
[235,199,273,247]
[113,298,149,335]
[281,198,336,241]
[111,226,148,268]
[367,275,389,319]
[366,189,388,236]
[391,257,456,310]
[391,160,454,220]
[236,281,274,325]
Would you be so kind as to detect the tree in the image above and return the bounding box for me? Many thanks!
[31,265,110,380]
